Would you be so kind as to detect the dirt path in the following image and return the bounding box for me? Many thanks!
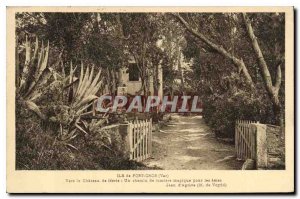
[144,114,243,170]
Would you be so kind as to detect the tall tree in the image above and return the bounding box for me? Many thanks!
[242,13,283,133]
[174,12,284,134]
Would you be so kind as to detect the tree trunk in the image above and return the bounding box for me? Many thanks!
[153,63,159,96]
[111,69,117,95]
[177,44,185,95]
[145,66,150,95]
[242,13,284,136]
[175,13,284,136]
[174,13,255,88]
[106,68,117,95]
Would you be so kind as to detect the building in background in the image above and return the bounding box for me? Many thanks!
[117,57,163,98]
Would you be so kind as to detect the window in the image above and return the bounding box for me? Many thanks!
[128,63,140,81]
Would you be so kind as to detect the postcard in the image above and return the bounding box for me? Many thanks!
[7,6,294,193]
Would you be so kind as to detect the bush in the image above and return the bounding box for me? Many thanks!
[16,101,101,169]
[16,101,153,170]
[202,88,275,138]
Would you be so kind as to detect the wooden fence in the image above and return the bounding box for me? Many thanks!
[235,120,268,169]
[235,120,257,160]
[128,119,152,162]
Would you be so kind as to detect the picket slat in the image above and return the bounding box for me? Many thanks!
[128,119,152,162]
[129,123,133,159]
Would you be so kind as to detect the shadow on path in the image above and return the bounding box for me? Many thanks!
[144,114,243,170]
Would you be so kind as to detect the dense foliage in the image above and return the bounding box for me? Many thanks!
[180,13,285,137]
[15,12,285,169]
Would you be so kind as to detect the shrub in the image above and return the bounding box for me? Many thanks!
[15,36,152,170]
[202,88,275,138]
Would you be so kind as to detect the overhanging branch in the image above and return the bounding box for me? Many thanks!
[173,13,254,88]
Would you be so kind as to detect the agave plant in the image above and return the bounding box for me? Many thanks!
[55,62,111,149]
[16,35,111,150]
[16,35,62,120]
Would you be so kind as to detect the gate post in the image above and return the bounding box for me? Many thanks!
[119,122,131,159]
[255,123,268,169]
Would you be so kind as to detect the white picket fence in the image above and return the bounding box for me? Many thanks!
[128,119,152,162]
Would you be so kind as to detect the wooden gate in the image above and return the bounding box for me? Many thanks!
[128,119,152,161]
[235,120,257,160]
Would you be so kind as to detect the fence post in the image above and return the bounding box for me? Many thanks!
[119,122,131,159]
[255,123,268,169]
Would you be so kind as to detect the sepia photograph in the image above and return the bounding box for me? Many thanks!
[6,6,294,193]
